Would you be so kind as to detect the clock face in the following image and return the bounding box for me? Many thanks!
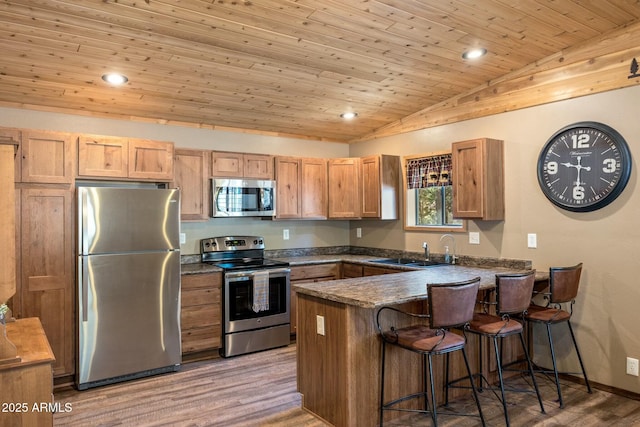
[537,122,632,212]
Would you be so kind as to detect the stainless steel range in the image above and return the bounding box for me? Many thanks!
[201,236,290,357]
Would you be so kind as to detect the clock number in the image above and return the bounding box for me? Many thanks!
[546,161,558,174]
[572,186,585,200]
[602,158,616,173]
[571,134,590,149]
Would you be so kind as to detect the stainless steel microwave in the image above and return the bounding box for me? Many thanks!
[211,178,276,217]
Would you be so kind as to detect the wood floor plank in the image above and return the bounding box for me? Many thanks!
[53,344,640,426]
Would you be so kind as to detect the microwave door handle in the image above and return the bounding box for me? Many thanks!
[215,186,225,213]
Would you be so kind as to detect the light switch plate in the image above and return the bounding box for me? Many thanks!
[179,233,186,245]
[283,229,289,240]
[469,232,480,245]
[527,233,537,248]
[356,227,362,238]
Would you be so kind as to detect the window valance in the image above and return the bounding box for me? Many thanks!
[406,154,452,189]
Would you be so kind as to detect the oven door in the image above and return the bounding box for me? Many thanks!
[223,267,290,334]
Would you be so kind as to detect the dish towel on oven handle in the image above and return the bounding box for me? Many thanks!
[252,270,270,313]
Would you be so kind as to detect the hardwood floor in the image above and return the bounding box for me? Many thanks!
[54,344,640,426]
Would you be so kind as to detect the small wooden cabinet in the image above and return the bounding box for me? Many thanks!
[342,262,401,278]
[77,135,174,181]
[452,138,504,220]
[275,156,327,219]
[289,263,340,334]
[180,273,222,354]
[328,158,361,219]
[77,134,128,178]
[20,130,75,184]
[211,151,273,179]
[173,149,210,221]
[361,154,400,219]
[2,318,55,427]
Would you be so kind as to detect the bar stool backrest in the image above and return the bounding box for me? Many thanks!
[550,263,583,304]
[496,270,536,315]
[427,277,480,329]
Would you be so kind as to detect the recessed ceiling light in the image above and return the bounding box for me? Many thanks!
[102,73,128,85]
[462,48,487,60]
[340,112,358,120]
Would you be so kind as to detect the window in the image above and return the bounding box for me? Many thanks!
[404,153,464,231]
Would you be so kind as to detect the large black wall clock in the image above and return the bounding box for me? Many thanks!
[537,121,632,212]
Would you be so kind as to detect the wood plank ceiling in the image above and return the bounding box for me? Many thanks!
[0,0,639,143]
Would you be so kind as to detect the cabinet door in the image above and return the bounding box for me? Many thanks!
[301,158,327,219]
[20,187,74,376]
[452,138,504,220]
[361,155,381,217]
[244,154,274,179]
[211,151,244,177]
[128,138,174,181]
[20,130,74,183]
[180,273,221,354]
[328,158,361,219]
[275,157,301,219]
[174,149,210,221]
[77,135,128,178]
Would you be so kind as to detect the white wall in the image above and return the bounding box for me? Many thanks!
[350,85,640,394]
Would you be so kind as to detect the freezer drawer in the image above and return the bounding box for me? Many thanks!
[77,251,181,388]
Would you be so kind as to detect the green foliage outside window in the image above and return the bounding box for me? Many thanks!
[416,186,461,227]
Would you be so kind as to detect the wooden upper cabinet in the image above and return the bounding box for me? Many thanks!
[211,151,243,177]
[0,128,21,180]
[20,130,75,184]
[77,135,174,181]
[301,157,327,219]
[452,138,504,220]
[361,154,400,219]
[77,134,128,178]
[211,151,274,179]
[173,149,210,221]
[275,157,301,219]
[328,158,361,219]
[128,138,174,181]
[244,153,274,179]
[275,156,327,220]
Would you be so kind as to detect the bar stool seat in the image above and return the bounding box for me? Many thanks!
[523,263,592,408]
[376,277,486,427]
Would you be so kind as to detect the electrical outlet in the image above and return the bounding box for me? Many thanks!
[627,357,639,376]
[356,227,362,238]
[469,232,480,245]
[283,229,289,240]
[179,233,186,245]
[527,233,537,248]
[316,315,325,336]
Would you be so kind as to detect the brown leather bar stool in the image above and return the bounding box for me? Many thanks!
[448,270,545,426]
[376,277,485,427]
[524,263,592,408]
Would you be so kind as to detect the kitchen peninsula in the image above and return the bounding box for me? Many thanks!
[294,265,545,427]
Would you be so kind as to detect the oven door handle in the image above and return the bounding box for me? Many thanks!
[225,267,290,279]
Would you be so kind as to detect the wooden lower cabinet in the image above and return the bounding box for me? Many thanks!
[1,318,56,427]
[342,262,402,278]
[180,273,222,355]
[289,263,340,335]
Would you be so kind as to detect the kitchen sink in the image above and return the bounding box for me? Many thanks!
[372,258,447,268]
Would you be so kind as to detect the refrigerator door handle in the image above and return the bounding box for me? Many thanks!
[81,258,89,322]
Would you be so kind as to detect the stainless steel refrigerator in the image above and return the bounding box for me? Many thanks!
[77,185,181,390]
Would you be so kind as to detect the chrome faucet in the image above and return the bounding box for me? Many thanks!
[422,242,430,261]
[439,234,457,264]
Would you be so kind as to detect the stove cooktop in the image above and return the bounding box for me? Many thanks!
[206,258,289,271]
